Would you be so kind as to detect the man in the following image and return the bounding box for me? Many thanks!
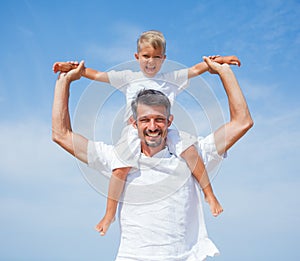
[52,57,253,260]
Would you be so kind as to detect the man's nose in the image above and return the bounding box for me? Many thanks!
[148,119,157,130]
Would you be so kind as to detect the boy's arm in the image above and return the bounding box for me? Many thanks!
[83,67,109,83]
[52,61,89,163]
[188,61,210,79]
[53,61,109,83]
[203,56,253,155]
[188,55,241,79]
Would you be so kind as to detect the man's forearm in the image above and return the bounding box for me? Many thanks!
[218,67,252,125]
[51,62,89,163]
[213,65,253,155]
[52,76,73,151]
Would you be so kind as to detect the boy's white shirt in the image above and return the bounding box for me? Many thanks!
[107,69,189,122]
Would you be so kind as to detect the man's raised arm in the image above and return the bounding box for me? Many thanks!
[52,61,89,164]
[203,56,253,155]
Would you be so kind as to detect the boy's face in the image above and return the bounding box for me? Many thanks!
[135,44,166,77]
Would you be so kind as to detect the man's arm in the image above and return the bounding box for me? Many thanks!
[203,56,253,155]
[52,61,89,163]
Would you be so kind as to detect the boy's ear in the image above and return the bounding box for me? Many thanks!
[134,53,139,60]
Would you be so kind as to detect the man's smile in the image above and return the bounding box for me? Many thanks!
[144,129,161,138]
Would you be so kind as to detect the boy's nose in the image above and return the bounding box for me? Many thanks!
[147,57,154,63]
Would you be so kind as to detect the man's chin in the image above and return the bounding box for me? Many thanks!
[145,139,162,148]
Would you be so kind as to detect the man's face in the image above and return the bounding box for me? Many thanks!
[133,103,173,153]
[135,44,166,78]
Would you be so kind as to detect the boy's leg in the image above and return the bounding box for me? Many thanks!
[202,183,223,217]
[95,167,131,235]
[180,146,223,217]
[96,125,140,235]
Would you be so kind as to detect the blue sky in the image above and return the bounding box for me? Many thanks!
[0,0,299,260]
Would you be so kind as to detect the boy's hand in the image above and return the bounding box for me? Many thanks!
[52,61,79,73]
[212,55,241,67]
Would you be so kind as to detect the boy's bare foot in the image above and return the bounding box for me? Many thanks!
[205,194,223,217]
[213,55,241,67]
[52,61,79,73]
[95,215,115,236]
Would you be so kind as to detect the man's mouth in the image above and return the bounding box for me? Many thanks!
[145,130,161,138]
[144,129,163,147]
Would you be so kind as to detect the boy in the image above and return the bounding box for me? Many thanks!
[53,30,241,235]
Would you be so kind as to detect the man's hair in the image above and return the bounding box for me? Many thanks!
[131,89,171,120]
[137,30,166,55]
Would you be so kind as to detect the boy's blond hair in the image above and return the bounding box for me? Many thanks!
[137,30,166,55]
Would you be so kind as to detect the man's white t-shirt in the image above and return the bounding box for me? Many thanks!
[88,133,223,261]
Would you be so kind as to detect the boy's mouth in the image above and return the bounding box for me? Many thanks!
[145,65,156,73]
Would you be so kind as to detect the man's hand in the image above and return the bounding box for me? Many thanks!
[203,56,231,75]
[57,60,85,83]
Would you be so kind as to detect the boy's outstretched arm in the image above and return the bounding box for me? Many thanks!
[188,55,241,79]
[53,61,109,83]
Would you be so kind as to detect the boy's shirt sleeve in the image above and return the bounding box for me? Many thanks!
[107,70,135,89]
[160,68,190,93]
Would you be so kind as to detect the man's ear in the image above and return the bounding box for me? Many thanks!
[131,116,138,129]
[167,114,173,127]
[132,121,138,129]
[134,53,139,60]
